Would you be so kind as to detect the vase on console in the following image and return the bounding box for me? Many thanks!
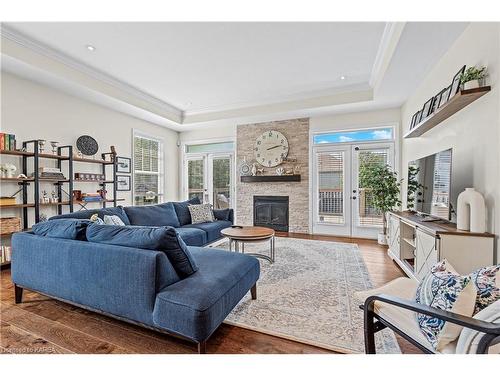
[457,188,486,233]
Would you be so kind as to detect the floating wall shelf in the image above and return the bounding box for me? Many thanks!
[404,86,491,139]
[240,175,301,183]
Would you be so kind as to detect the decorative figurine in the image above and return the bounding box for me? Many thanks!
[251,163,257,176]
[275,167,285,175]
[0,163,17,178]
[41,190,49,204]
[50,141,59,154]
[50,191,58,203]
[38,140,46,154]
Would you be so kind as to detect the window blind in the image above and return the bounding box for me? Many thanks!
[133,134,163,206]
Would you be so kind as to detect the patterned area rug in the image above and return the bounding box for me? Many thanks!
[218,237,401,353]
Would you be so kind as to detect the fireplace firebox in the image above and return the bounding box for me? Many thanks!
[253,196,289,232]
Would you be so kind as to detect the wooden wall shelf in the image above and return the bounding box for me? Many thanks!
[73,157,114,164]
[241,175,301,183]
[404,86,491,139]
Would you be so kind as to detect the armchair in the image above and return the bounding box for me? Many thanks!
[356,278,500,354]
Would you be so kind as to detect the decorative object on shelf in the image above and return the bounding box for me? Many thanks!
[449,65,466,100]
[461,66,487,90]
[110,146,117,161]
[38,166,65,180]
[358,154,401,245]
[116,175,131,191]
[0,217,21,235]
[50,141,59,154]
[439,85,453,108]
[0,197,17,206]
[74,172,105,181]
[76,135,99,157]
[0,163,17,178]
[98,188,107,199]
[254,130,289,167]
[38,139,46,154]
[293,164,301,175]
[116,157,131,173]
[73,190,83,201]
[409,111,419,130]
[457,188,486,233]
[41,190,49,204]
[16,174,28,179]
[50,190,58,203]
[81,193,102,202]
[431,88,446,114]
[238,157,251,176]
[275,167,285,176]
[251,163,257,176]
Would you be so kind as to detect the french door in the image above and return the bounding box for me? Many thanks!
[312,142,394,238]
[185,153,234,208]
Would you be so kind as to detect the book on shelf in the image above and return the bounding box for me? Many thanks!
[0,133,16,151]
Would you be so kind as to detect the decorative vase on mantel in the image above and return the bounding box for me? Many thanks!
[457,188,486,233]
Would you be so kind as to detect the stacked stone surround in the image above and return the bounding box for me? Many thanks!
[236,118,309,233]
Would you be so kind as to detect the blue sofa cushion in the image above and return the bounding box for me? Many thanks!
[183,220,232,243]
[124,202,180,228]
[32,219,91,241]
[86,224,198,278]
[172,197,201,226]
[174,227,207,247]
[49,206,131,225]
[152,247,260,341]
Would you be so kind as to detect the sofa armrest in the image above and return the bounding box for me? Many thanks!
[364,294,500,336]
[11,232,169,324]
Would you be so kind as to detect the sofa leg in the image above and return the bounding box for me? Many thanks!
[364,304,376,354]
[197,341,207,354]
[14,284,23,304]
[251,284,257,300]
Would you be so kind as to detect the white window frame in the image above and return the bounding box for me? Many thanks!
[132,129,165,206]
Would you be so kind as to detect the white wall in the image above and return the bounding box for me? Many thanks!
[1,72,180,224]
[401,23,500,260]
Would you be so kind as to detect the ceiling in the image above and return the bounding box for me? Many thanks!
[1,22,469,130]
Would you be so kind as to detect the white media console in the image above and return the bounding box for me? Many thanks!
[387,211,495,280]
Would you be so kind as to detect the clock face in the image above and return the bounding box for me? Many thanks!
[254,130,289,167]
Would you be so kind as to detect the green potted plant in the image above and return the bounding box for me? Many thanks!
[359,154,401,245]
[406,164,425,211]
[460,66,487,90]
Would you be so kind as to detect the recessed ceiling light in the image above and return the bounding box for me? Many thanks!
[340,75,346,80]
[86,45,96,52]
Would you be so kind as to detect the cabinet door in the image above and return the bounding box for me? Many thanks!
[388,214,400,259]
[415,229,438,280]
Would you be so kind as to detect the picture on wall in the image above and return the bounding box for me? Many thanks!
[116,157,131,173]
[116,175,131,191]
[449,65,466,99]
[439,85,452,108]
[420,97,434,122]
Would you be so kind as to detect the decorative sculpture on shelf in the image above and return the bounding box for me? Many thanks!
[0,163,17,178]
[457,188,486,233]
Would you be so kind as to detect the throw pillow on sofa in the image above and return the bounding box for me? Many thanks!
[188,203,215,224]
[123,202,181,227]
[49,206,131,225]
[415,260,477,351]
[470,265,500,314]
[86,224,198,278]
[172,197,201,226]
[103,215,126,226]
[32,219,91,241]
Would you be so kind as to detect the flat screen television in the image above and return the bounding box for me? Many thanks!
[407,148,453,221]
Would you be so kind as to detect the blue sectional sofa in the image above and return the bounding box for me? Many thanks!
[11,201,259,353]
[49,197,234,246]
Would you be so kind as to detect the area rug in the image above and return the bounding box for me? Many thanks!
[219,237,401,354]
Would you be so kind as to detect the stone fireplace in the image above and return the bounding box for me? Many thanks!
[253,196,289,232]
[236,118,309,233]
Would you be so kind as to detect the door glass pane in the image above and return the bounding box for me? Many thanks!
[357,149,389,226]
[212,157,231,209]
[317,151,344,224]
[188,159,205,202]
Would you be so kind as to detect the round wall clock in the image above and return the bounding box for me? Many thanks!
[254,130,289,167]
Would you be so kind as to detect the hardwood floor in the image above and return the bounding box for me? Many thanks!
[0,233,422,354]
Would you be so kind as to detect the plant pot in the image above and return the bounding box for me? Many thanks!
[377,232,388,245]
[463,80,480,90]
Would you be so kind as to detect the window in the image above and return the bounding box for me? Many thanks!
[185,141,234,154]
[313,127,394,145]
[133,132,163,206]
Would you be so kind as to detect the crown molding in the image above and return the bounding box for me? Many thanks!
[1,25,183,122]
[369,22,406,90]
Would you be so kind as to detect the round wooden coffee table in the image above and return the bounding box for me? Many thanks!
[221,226,275,263]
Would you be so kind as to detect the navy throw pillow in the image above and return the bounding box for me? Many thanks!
[172,197,201,226]
[124,202,180,227]
[32,219,91,241]
[213,208,231,221]
[86,224,198,278]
